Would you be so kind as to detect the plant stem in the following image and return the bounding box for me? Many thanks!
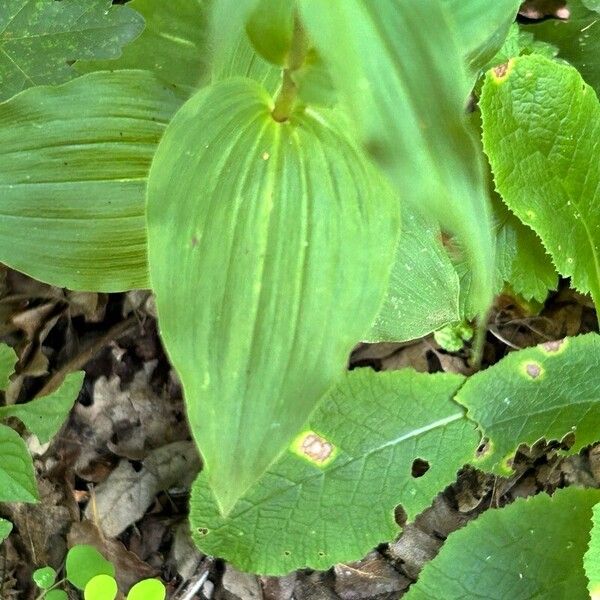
[272,13,308,122]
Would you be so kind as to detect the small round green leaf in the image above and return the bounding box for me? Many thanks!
[65,545,115,590]
[84,575,118,600]
[127,578,166,600]
[46,591,68,600]
[32,566,57,590]
[246,0,295,65]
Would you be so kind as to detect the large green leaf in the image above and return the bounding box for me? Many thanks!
[523,0,600,94]
[190,368,476,574]
[0,422,37,502]
[482,55,600,310]
[0,70,182,292]
[147,78,399,516]
[367,209,460,342]
[0,371,83,443]
[298,0,495,338]
[0,518,12,542]
[0,0,143,101]
[76,0,210,92]
[405,487,600,600]
[586,502,600,600]
[456,333,600,474]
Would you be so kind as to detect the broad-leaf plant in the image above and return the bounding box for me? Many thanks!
[1,0,600,597]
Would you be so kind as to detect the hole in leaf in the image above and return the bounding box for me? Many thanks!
[197,527,209,536]
[394,505,407,527]
[411,458,430,478]
[283,550,291,556]
[317,551,325,557]
[476,438,490,459]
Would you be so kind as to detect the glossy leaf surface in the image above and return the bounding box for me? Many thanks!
[482,55,600,310]
[367,210,460,342]
[299,0,495,329]
[0,422,37,502]
[77,0,209,92]
[406,488,600,600]
[0,371,84,443]
[0,71,182,291]
[456,334,600,474]
[148,78,399,515]
[190,368,475,574]
[0,0,143,101]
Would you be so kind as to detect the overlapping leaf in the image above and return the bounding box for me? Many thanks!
[0,423,37,502]
[0,371,84,443]
[147,78,399,516]
[482,55,600,310]
[77,0,210,92]
[190,368,476,574]
[0,518,12,542]
[0,71,182,291]
[298,0,495,337]
[456,334,600,474]
[367,210,460,342]
[406,488,600,599]
[586,502,600,599]
[0,0,143,101]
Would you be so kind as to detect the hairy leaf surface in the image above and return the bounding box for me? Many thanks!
[523,0,600,94]
[0,422,37,502]
[482,55,600,309]
[367,210,460,342]
[0,371,83,443]
[190,368,475,574]
[586,502,600,600]
[406,488,600,600]
[456,334,600,474]
[0,0,143,101]
[0,71,182,291]
[77,0,210,92]
[299,0,495,330]
[147,78,399,516]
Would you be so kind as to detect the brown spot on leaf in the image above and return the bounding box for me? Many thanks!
[493,63,510,78]
[542,339,564,352]
[300,433,333,464]
[526,363,541,378]
[191,236,199,247]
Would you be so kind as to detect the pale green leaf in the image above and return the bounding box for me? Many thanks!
[0,422,37,502]
[443,0,521,71]
[482,55,600,309]
[298,0,495,332]
[0,518,12,542]
[366,209,460,343]
[0,70,182,292]
[76,0,210,92]
[190,368,475,575]
[127,579,166,600]
[456,333,600,474]
[0,343,17,391]
[586,502,600,600]
[66,545,115,590]
[523,0,600,94]
[0,371,83,443]
[0,0,143,101]
[84,574,117,600]
[405,487,600,600]
[148,78,399,515]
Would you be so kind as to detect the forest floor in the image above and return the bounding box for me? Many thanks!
[1,268,599,599]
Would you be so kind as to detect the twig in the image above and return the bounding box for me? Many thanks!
[173,557,215,600]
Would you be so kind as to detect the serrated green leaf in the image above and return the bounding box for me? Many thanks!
[66,545,115,590]
[0,343,17,391]
[148,78,399,516]
[190,368,476,575]
[586,502,600,600]
[0,70,182,292]
[493,194,558,302]
[0,422,37,502]
[0,371,83,444]
[0,0,143,101]
[32,566,57,590]
[298,0,495,338]
[0,518,12,542]
[523,0,600,94]
[405,487,600,600]
[482,55,600,310]
[366,210,460,343]
[443,0,521,71]
[76,0,210,92]
[456,333,600,474]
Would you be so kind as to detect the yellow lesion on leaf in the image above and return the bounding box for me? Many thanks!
[291,430,337,468]
[491,58,515,82]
